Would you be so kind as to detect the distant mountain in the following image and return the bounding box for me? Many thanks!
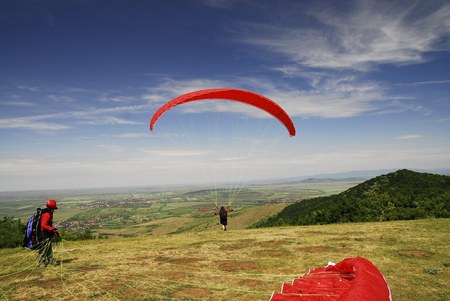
[251,168,450,185]
[299,177,366,184]
[252,169,450,227]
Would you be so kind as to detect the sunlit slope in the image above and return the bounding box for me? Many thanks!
[1,219,448,301]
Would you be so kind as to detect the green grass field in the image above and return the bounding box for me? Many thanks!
[1,218,448,300]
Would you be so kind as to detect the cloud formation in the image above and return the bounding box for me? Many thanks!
[0,104,149,132]
[236,0,450,71]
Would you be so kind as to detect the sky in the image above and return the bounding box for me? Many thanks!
[0,0,450,192]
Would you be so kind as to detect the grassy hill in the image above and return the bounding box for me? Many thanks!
[252,169,450,227]
[0,219,448,300]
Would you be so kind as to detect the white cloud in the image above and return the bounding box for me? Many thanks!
[139,148,211,157]
[17,85,39,92]
[0,100,35,107]
[80,116,142,126]
[0,117,70,131]
[144,78,228,106]
[201,0,236,9]
[143,77,394,119]
[98,144,126,153]
[98,92,136,103]
[399,79,450,87]
[115,133,148,139]
[396,134,422,140]
[48,95,75,103]
[235,1,450,71]
[0,104,150,132]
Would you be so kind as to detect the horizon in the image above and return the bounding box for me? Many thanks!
[1,167,449,195]
[1,0,450,192]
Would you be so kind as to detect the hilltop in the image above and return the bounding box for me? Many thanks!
[1,219,448,300]
[253,169,450,227]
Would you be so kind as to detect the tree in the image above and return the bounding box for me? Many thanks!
[0,216,26,248]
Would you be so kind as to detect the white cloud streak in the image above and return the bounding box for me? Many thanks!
[98,144,126,153]
[396,134,422,140]
[48,95,75,103]
[0,104,149,131]
[143,77,407,119]
[0,100,35,107]
[398,79,450,87]
[235,0,450,71]
[114,133,148,139]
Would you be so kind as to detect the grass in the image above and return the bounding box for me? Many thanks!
[1,218,448,300]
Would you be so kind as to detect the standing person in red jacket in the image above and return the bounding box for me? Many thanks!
[215,206,233,231]
[38,199,59,267]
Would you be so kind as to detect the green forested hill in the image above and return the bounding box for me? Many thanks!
[253,169,450,227]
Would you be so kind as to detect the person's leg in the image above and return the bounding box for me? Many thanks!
[38,240,50,266]
[46,242,56,265]
[38,248,46,266]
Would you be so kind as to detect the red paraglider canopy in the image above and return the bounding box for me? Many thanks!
[149,88,296,136]
[269,257,391,301]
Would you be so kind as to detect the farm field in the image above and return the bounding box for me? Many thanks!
[0,180,360,237]
[0,218,449,301]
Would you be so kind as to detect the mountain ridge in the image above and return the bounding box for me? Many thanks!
[252,169,450,227]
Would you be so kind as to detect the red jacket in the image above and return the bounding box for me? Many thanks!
[40,211,54,233]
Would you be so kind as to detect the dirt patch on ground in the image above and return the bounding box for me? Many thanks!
[173,288,209,299]
[334,247,353,253]
[23,277,61,287]
[327,237,349,242]
[155,256,202,264]
[73,264,102,272]
[131,255,153,260]
[99,283,121,293]
[398,250,432,258]
[221,239,256,251]
[344,231,365,236]
[127,255,153,265]
[297,246,332,253]
[258,250,290,256]
[239,279,266,288]
[380,236,398,244]
[160,271,188,280]
[257,239,292,248]
[218,260,260,271]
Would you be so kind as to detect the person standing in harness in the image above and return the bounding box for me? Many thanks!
[215,206,233,231]
[38,199,59,267]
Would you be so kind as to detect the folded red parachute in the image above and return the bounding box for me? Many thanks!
[269,257,392,301]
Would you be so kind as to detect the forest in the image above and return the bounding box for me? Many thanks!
[253,169,450,227]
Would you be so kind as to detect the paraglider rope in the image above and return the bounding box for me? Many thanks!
[0,238,293,300]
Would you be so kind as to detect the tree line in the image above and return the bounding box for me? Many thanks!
[0,216,97,248]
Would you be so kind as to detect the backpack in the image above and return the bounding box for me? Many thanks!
[22,208,49,249]
[219,209,227,220]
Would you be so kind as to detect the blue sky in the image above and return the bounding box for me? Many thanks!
[1,0,449,192]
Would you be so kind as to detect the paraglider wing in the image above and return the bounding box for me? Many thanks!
[269,257,392,301]
[150,88,296,136]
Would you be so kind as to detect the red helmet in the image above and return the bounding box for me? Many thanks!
[46,199,58,210]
